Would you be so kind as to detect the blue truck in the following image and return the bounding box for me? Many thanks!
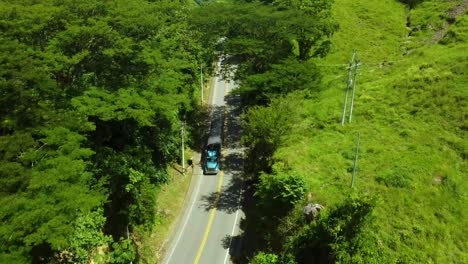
[203,117,223,175]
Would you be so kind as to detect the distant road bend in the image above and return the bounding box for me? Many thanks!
[163,57,244,264]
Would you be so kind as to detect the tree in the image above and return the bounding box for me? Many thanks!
[191,0,335,110]
[255,171,306,217]
[286,194,379,263]
[0,127,105,262]
[273,0,337,60]
[192,1,337,77]
[0,0,206,261]
[240,57,322,105]
[242,95,302,174]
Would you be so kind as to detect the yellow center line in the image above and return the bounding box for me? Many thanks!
[193,76,229,264]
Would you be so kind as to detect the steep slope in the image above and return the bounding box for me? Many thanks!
[266,0,467,262]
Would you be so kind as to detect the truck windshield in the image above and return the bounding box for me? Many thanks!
[207,150,217,157]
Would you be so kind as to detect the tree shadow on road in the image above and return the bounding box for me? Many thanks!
[199,160,243,214]
[221,233,243,263]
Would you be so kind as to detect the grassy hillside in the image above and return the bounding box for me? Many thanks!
[273,0,467,262]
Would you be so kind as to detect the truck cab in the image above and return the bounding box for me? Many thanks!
[204,140,221,175]
[204,149,219,174]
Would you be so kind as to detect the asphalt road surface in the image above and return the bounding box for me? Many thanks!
[163,58,244,264]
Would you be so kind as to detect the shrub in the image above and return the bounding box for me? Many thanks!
[110,238,135,264]
[376,169,413,188]
[286,194,378,263]
[255,172,306,217]
[250,252,279,264]
[242,96,301,175]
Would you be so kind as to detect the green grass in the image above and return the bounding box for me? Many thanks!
[323,0,407,65]
[274,0,467,262]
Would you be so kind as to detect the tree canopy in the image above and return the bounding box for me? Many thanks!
[0,0,207,262]
[191,0,337,105]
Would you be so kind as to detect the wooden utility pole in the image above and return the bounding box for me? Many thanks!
[200,64,204,104]
[181,121,185,175]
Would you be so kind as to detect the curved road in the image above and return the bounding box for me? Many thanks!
[163,58,244,264]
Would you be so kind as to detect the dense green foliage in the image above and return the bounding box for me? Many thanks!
[241,96,303,173]
[1,0,465,262]
[239,0,467,263]
[0,0,208,262]
[284,194,378,263]
[192,0,337,105]
[249,252,279,264]
[255,171,306,216]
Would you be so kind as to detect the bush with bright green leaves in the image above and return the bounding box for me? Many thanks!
[255,172,306,217]
[250,252,279,264]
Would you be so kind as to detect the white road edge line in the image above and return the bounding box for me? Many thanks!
[166,60,222,264]
[164,172,203,264]
[223,166,244,264]
[223,204,241,264]
[224,69,243,264]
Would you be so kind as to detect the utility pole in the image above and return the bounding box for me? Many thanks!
[200,63,204,104]
[351,132,360,188]
[126,225,133,264]
[348,58,360,123]
[341,49,356,126]
[181,121,185,175]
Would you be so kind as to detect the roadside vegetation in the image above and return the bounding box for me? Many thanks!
[232,0,467,263]
[135,164,194,263]
[194,0,467,263]
[0,0,465,263]
[0,0,215,263]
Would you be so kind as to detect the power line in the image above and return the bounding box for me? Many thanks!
[316,59,406,68]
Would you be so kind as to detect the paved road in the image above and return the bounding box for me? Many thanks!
[163,58,244,264]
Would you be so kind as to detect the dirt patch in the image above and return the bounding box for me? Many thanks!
[432,0,468,43]
[433,176,444,184]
